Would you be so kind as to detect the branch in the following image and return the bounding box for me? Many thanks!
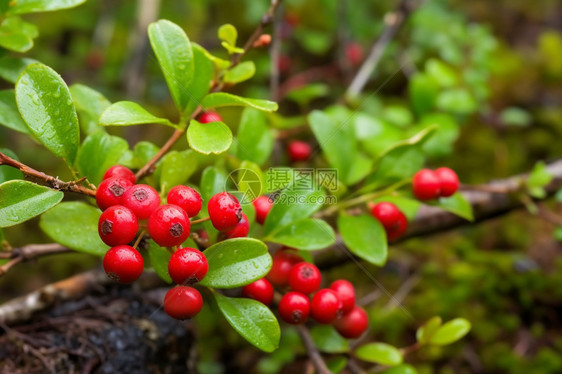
[0,244,71,277]
[296,324,331,374]
[0,152,96,197]
[346,0,417,97]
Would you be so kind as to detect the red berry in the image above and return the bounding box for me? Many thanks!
[412,169,441,200]
[278,292,310,324]
[167,185,202,217]
[287,140,312,163]
[98,205,139,246]
[96,177,134,211]
[242,278,274,305]
[148,204,190,247]
[103,245,144,284]
[330,280,356,314]
[386,212,408,241]
[223,213,249,239]
[346,42,364,66]
[198,111,223,124]
[333,306,369,339]
[288,262,321,294]
[103,165,136,184]
[435,167,459,197]
[163,286,203,320]
[266,249,304,287]
[168,247,208,285]
[208,192,242,231]
[370,202,408,241]
[311,289,342,324]
[121,184,161,219]
[253,195,273,225]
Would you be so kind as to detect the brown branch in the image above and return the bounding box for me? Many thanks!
[0,152,96,197]
[296,324,331,374]
[0,244,72,277]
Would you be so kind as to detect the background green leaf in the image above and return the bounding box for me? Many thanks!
[0,149,24,183]
[429,318,471,345]
[76,132,129,186]
[416,316,443,344]
[355,342,403,366]
[0,17,38,52]
[70,84,110,135]
[183,44,214,117]
[0,89,29,134]
[0,57,38,83]
[310,325,349,353]
[236,108,274,165]
[147,239,172,283]
[430,193,474,221]
[187,119,232,155]
[158,150,198,194]
[338,214,388,266]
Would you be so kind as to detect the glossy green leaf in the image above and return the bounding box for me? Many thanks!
[382,364,418,374]
[430,193,474,221]
[147,239,172,283]
[338,214,388,266]
[6,0,86,15]
[0,180,63,227]
[310,325,349,353]
[327,356,348,374]
[70,84,110,135]
[0,56,38,83]
[15,63,80,163]
[428,318,471,345]
[213,292,280,352]
[158,150,198,193]
[39,202,106,256]
[187,119,232,155]
[236,108,274,165]
[409,73,439,116]
[202,93,278,112]
[100,101,173,127]
[218,24,238,47]
[0,89,28,134]
[148,19,194,114]
[76,132,129,185]
[265,219,336,250]
[200,166,227,202]
[183,44,214,116]
[355,343,403,366]
[0,16,38,52]
[224,61,256,84]
[133,141,160,167]
[0,149,24,183]
[416,316,443,344]
[200,238,272,288]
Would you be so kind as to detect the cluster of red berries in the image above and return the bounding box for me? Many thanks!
[241,249,368,339]
[412,167,459,201]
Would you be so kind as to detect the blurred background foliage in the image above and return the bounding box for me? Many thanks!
[1,0,562,373]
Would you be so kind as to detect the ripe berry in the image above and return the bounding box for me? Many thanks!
[370,202,408,241]
[163,286,203,320]
[287,140,312,163]
[288,262,321,294]
[103,165,136,184]
[311,289,342,324]
[208,192,242,231]
[435,167,459,197]
[103,245,144,284]
[242,278,274,305]
[167,185,202,217]
[412,169,441,201]
[333,306,369,339]
[267,249,304,287]
[198,111,223,124]
[253,195,273,225]
[168,247,208,285]
[148,204,190,247]
[98,205,139,246]
[346,42,364,66]
[278,292,310,324]
[96,177,134,211]
[223,213,249,239]
[330,280,356,314]
[121,184,161,219]
[387,212,408,241]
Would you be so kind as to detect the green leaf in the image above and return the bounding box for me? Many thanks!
[202,93,278,112]
[0,16,38,52]
[0,89,29,134]
[133,141,159,168]
[183,44,214,117]
[70,84,111,135]
[428,318,471,345]
[200,166,227,202]
[527,161,553,199]
[409,73,439,116]
[76,132,129,185]
[381,364,418,374]
[236,108,274,165]
[371,196,420,221]
[355,343,403,366]
[366,147,424,190]
[200,238,272,288]
[327,356,348,374]
[265,219,336,250]
[6,0,86,15]
[213,292,280,352]
[436,88,477,114]
[416,316,442,344]
[148,19,194,114]
[236,160,265,203]
[187,119,232,155]
[218,24,238,47]
[338,214,388,266]
[430,193,474,221]
[100,101,173,127]
[500,107,532,127]
[310,325,349,353]
[425,58,458,88]
[0,56,38,83]
[0,149,24,183]
[224,61,256,84]
[413,113,459,158]
[40,202,107,256]
[158,150,198,193]
[382,105,413,128]
[147,239,172,283]
[286,83,329,106]
[263,186,325,236]
[15,63,80,163]
[0,180,63,227]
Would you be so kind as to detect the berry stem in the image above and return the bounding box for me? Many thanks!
[190,217,210,225]
[295,324,331,374]
[133,230,146,249]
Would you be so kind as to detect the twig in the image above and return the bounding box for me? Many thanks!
[0,152,96,197]
[190,217,210,225]
[296,324,331,374]
[346,0,416,97]
[0,244,71,277]
[537,204,562,226]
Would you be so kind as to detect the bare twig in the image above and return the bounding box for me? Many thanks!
[537,203,562,226]
[0,152,96,197]
[296,324,331,374]
[0,244,71,277]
